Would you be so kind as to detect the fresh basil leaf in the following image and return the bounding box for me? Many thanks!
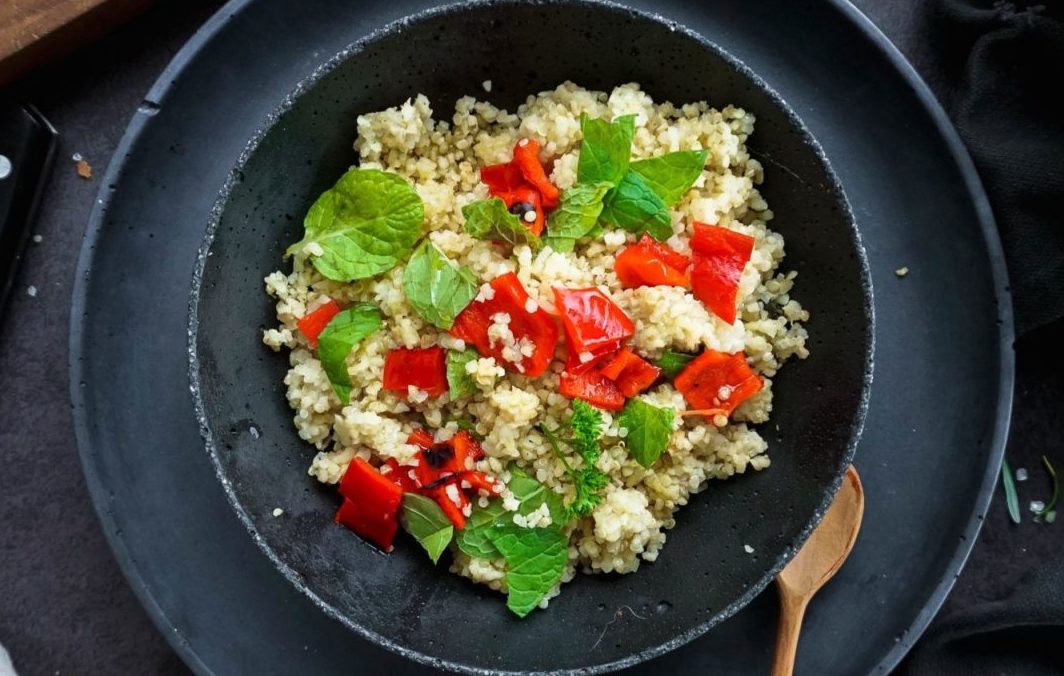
[462,197,542,249]
[316,304,382,403]
[629,150,708,206]
[402,240,478,329]
[455,500,506,559]
[507,468,568,524]
[543,182,613,253]
[446,348,480,399]
[617,398,675,468]
[399,493,454,564]
[577,114,636,185]
[656,350,697,379]
[485,522,569,618]
[287,168,424,281]
[600,171,672,241]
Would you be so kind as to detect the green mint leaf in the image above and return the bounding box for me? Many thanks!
[446,348,480,399]
[455,500,506,559]
[543,182,613,252]
[462,197,541,249]
[577,114,636,185]
[402,240,478,329]
[508,468,568,524]
[399,493,454,564]
[618,398,675,468]
[1001,459,1021,525]
[629,150,708,206]
[287,168,424,281]
[656,350,697,379]
[316,304,382,403]
[600,171,673,241]
[485,523,569,618]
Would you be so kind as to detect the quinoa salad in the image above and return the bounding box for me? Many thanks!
[262,82,809,617]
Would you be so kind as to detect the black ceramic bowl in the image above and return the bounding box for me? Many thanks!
[190,1,873,672]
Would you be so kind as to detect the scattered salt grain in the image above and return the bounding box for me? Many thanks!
[26,285,37,297]
[32,234,42,243]
[272,508,284,517]
[1030,500,1045,514]
[1015,467,1028,482]
[743,544,754,554]
[482,80,493,93]
[895,267,909,277]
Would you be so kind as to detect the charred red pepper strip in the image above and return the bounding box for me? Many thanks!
[451,272,559,377]
[512,138,560,208]
[431,486,468,529]
[563,342,618,375]
[688,223,755,325]
[461,470,499,494]
[599,348,661,398]
[599,347,643,381]
[296,299,341,348]
[614,235,691,289]
[673,348,763,418]
[615,359,661,398]
[559,369,625,411]
[335,458,404,550]
[553,286,635,357]
[381,458,421,491]
[407,428,435,451]
[479,161,524,195]
[506,184,545,236]
[383,347,448,397]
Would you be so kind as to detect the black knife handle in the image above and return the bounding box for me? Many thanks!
[0,103,58,310]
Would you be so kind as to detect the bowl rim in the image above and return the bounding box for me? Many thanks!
[184,1,875,673]
[159,4,871,676]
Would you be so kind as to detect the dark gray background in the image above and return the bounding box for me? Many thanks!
[1,1,1059,674]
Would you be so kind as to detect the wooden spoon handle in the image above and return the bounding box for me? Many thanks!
[771,588,810,676]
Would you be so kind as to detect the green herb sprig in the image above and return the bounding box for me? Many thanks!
[539,399,610,517]
[1001,459,1022,525]
[1037,455,1058,524]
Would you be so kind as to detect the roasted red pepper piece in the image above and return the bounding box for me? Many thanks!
[335,458,404,551]
[599,348,661,398]
[431,486,468,529]
[614,234,691,289]
[451,272,559,377]
[383,347,448,397]
[688,223,755,324]
[599,347,643,380]
[559,369,625,411]
[381,458,421,491]
[564,346,617,375]
[461,470,499,494]
[553,286,635,357]
[407,428,435,451]
[448,430,483,470]
[615,359,662,398]
[479,161,524,195]
[296,299,341,348]
[512,138,560,208]
[673,348,763,417]
[505,184,546,236]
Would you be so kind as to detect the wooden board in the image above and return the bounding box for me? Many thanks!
[0,0,151,86]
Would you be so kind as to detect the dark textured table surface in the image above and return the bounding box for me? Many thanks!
[1,1,1060,674]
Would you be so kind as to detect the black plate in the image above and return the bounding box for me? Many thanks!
[189,2,871,672]
[70,0,1013,674]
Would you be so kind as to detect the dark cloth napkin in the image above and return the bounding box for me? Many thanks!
[916,0,1064,336]
[899,1,1064,673]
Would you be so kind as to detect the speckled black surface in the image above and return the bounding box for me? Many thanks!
[1,1,1057,675]
[189,3,870,672]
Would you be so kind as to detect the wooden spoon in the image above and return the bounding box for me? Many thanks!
[771,465,865,676]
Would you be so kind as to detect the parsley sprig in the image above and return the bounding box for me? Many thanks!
[539,399,610,517]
